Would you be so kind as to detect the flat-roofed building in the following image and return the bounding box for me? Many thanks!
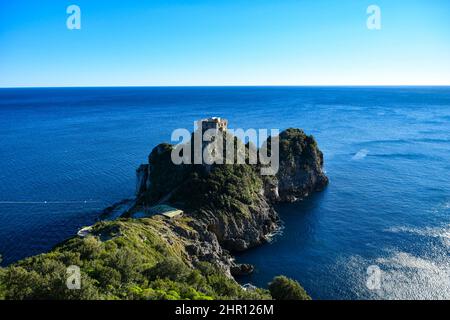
[149,204,183,219]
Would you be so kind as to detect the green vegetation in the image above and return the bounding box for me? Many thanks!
[273,128,324,174]
[144,143,191,203]
[268,276,311,300]
[144,133,263,213]
[0,255,5,299]
[0,218,308,300]
[172,164,263,218]
[0,128,317,300]
[0,218,270,300]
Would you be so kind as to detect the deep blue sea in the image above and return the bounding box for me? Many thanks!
[1,87,449,299]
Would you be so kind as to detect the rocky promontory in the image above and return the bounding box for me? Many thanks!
[265,128,329,203]
[0,121,327,300]
[129,125,328,275]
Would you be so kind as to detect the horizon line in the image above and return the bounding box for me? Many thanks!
[1,84,450,89]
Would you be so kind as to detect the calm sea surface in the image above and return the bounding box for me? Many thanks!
[1,87,449,299]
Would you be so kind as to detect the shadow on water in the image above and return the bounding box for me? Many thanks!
[234,190,329,291]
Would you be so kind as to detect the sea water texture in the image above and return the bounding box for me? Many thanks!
[0,87,449,299]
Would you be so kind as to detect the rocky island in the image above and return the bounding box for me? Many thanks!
[0,119,328,300]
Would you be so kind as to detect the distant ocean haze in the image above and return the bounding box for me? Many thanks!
[0,86,450,299]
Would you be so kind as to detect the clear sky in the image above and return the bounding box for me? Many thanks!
[1,0,449,87]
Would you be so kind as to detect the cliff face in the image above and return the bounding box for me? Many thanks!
[133,139,277,253]
[136,164,150,196]
[200,194,278,252]
[265,129,329,203]
[135,128,328,256]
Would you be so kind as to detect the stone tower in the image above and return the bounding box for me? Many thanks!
[200,117,228,134]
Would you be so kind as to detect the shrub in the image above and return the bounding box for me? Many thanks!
[0,209,272,300]
[268,276,311,300]
[145,257,190,282]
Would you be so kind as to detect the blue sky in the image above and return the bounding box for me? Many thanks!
[0,0,449,87]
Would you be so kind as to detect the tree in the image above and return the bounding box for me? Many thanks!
[145,257,190,282]
[268,276,311,300]
[0,256,5,300]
